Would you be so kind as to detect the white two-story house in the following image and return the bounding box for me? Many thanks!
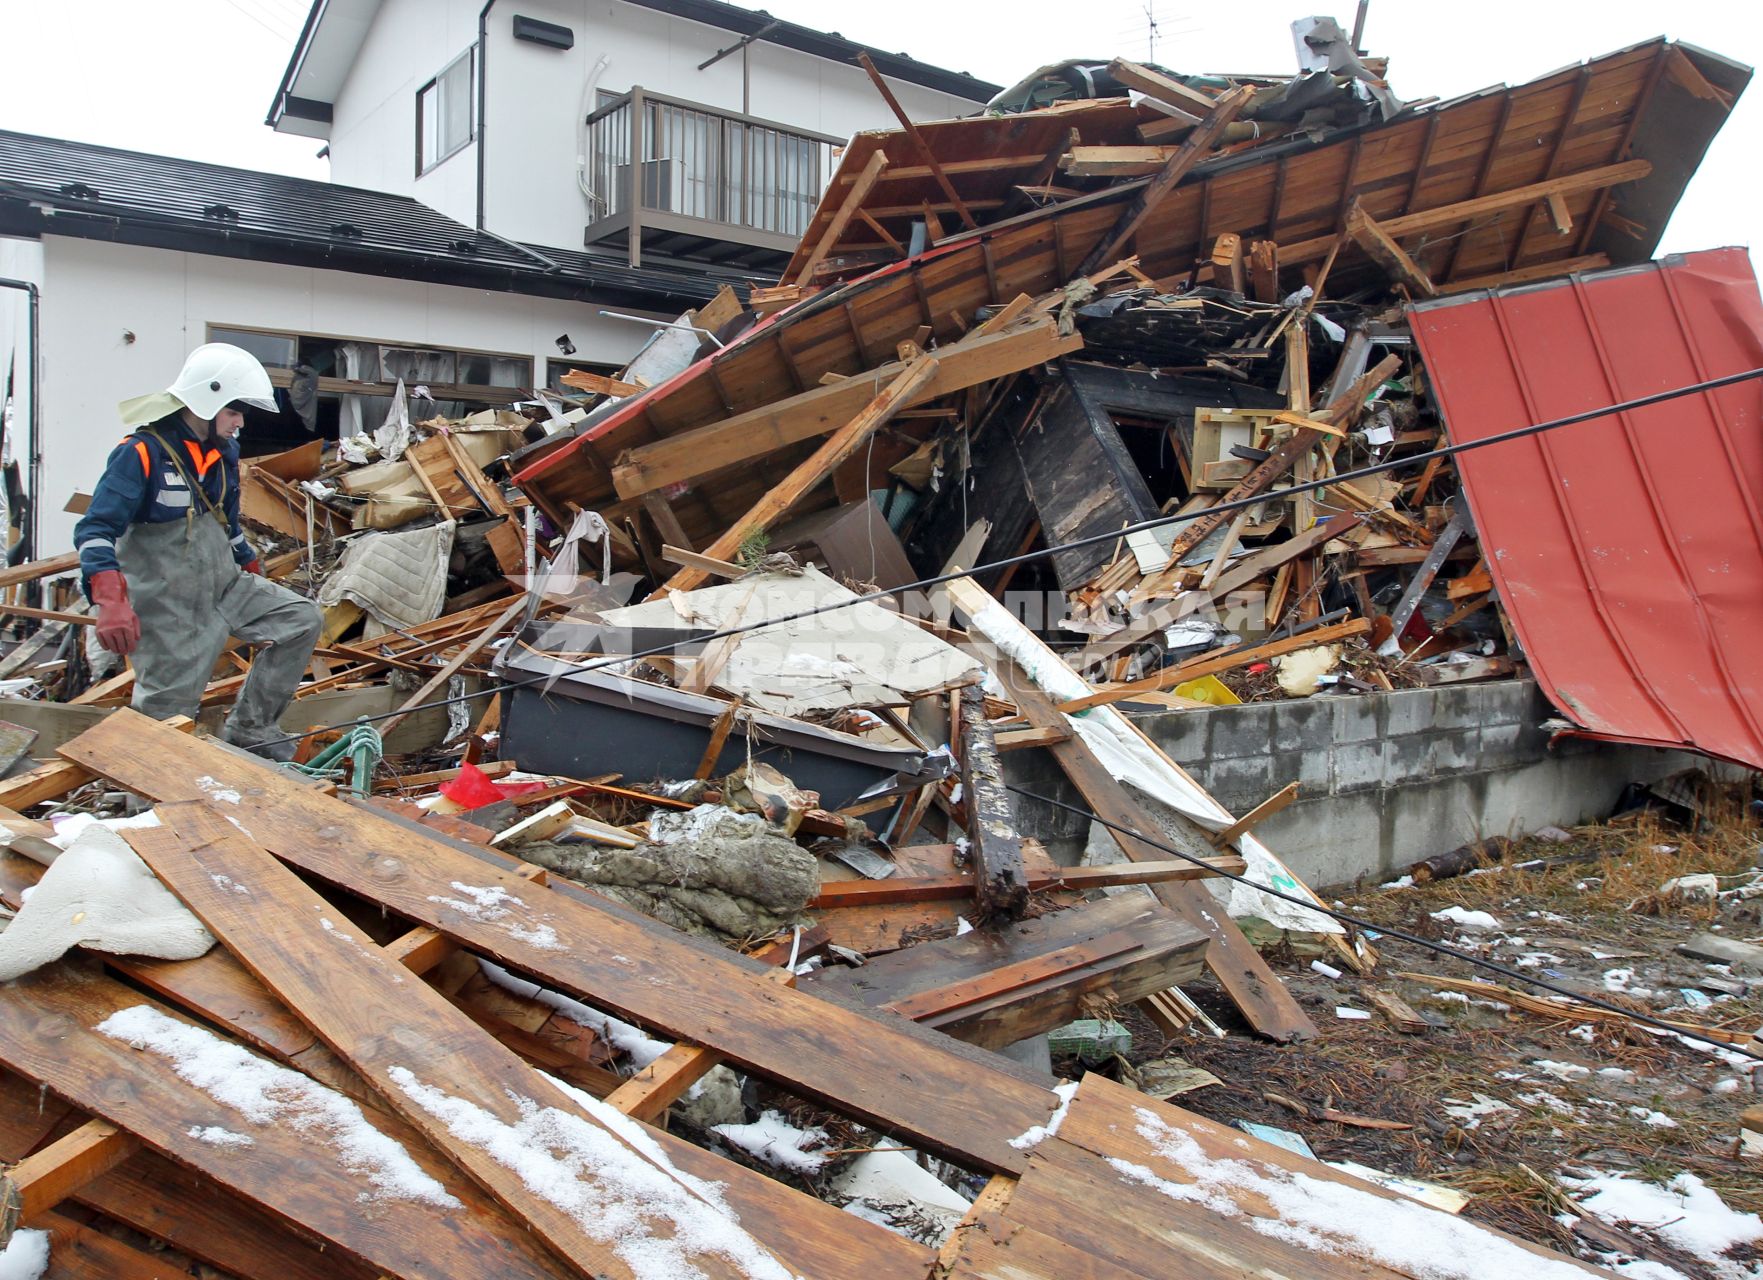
[0,0,996,556]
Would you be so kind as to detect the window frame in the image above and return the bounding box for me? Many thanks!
[416,46,477,177]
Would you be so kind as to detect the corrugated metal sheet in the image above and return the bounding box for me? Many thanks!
[1409,248,1763,769]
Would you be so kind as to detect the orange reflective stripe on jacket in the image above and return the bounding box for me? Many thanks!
[182,439,220,479]
[130,440,150,480]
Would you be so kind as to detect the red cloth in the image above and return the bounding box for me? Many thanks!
[437,761,550,810]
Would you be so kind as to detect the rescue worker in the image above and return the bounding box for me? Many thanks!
[73,343,323,761]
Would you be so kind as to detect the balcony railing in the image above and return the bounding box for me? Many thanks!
[583,88,841,268]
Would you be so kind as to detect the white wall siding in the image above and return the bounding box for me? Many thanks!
[327,0,986,253]
[327,0,485,227]
[34,236,650,554]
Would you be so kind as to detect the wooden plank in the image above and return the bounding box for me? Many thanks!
[959,685,1029,921]
[0,603,91,627]
[602,1042,725,1125]
[0,964,579,1280]
[796,149,890,284]
[856,53,978,231]
[610,318,1083,499]
[662,354,941,594]
[0,1118,137,1228]
[810,895,1207,1050]
[0,552,80,590]
[1277,159,1652,264]
[1060,619,1371,713]
[809,855,1246,908]
[1345,198,1437,296]
[61,709,1062,1176]
[130,806,788,1280]
[1208,781,1300,849]
[640,491,694,552]
[1107,58,1225,117]
[995,725,1071,752]
[1078,86,1254,275]
[662,545,744,581]
[560,368,640,398]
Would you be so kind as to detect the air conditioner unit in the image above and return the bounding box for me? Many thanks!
[615,157,682,213]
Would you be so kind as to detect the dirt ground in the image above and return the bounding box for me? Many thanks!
[1054,783,1763,1278]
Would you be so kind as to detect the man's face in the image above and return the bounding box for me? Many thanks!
[213,408,245,440]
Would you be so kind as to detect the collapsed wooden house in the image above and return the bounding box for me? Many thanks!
[0,23,1753,1279]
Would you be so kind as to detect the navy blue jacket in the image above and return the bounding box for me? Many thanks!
[74,413,255,591]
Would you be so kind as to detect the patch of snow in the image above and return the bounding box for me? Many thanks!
[1429,991,1471,1005]
[0,1229,49,1280]
[1430,906,1500,930]
[187,1125,254,1148]
[193,775,242,805]
[1110,1105,1594,1278]
[1516,953,1564,969]
[1626,1107,1678,1129]
[477,959,672,1068]
[1443,1094,1515,1130]
[1335,1007,1370,1020]
[427,883,564,952]
[209,873,250,896]
[955,917,974,936]
[1599,1068,1638,1084]
[712,1110,832,1174]
[1569,1172,1763,1278]
[1532,1060,1590,1082]
[1712,1078,1743,1095]
[1008,1081,1080,1151]
[96,1005,456,1207]
[1378,875,1415,890]
[388,1066,793,1280]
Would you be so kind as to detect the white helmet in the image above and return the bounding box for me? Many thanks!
[166,343,277,419]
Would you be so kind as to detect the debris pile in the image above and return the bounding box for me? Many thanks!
[0,16,1753,1280]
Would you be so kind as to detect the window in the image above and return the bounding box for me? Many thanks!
[417,47,475,175]
[205,324,531,455]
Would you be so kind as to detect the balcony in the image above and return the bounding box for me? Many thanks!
[583,88,840,272]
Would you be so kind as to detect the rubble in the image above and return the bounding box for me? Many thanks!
[0,13,1754,1280]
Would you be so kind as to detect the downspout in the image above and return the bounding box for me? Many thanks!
[0,278,40,562]
[476,0,496,235]
[472,0,560,273]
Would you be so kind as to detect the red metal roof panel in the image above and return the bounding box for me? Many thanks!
[1408,248,1763,770]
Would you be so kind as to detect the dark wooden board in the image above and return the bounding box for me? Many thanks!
[0,962,577,1280]
[134,803,927,1280]
[803,895,1206,1049]
[61,709,1060,1176]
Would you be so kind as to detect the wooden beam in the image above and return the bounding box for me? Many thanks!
[795,149,890,284]
[0,552,80,590]
[1079,86,1253,275]
[560,368,641,398]
[662,354,940,593]
[856,53,978,231]
[809,855,1248,907]
[1345,198,1436,297]
[1106,58,1224,116]
[0,603,92,627]
[662,544,744,581]
[1277,160,1652,265]
[958,685,1029,921]
[611,318,1082,499]
[1209,781,1300,849]
[0,1119,138,1231]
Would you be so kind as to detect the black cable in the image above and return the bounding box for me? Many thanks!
[260,364,1763,749]
[1005,782,1763,1062]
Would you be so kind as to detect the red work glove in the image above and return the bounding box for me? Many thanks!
[89,570,141,656]
[244,559,263,576]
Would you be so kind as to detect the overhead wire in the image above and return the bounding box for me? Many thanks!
[255,363,1763,750]
[1004,783,1763,1062]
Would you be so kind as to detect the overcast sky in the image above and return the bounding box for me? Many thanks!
[1,0,1757,255]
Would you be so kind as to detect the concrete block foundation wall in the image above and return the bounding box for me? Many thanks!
[1003,679,1700,893]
